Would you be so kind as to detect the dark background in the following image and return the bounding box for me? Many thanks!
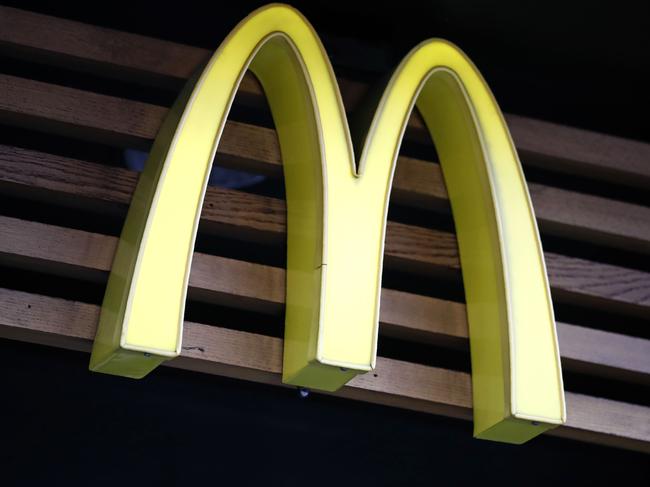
[3,0,649,142]
[1,1,649,485]
[2,338,649,486]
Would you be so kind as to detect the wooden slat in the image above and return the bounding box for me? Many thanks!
[556,323,650,384]
[1,146,649,318]
[0,6,209,88]
[505,114,650,190]
[1,76,649,254]
[0,287,647,452]
[1,215,648,384]
[2,6,650,189]
[0,74,163,149]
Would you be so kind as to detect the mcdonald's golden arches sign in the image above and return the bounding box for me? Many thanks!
[88,3,566,444]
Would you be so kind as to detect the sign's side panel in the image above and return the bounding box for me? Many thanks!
[414,42,565,443]
[89,77,197,377]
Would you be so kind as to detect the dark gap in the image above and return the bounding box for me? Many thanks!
[379,335,470,372]
[183,300,284,338]
[226,99,275,129]
[553,302,650,340]
[398,138,440,162]
[541,234,650,274]
[0,124,124,167]
[522,160,650,207]
[387,203,456,232]
[0,193,125,236]
[0,265,106,304]
[562,371,650,408]
[229,167,286,200]
[333,62,390,85]
[320,34,397,82]
[194,232,286,269]
[381,268,465,303]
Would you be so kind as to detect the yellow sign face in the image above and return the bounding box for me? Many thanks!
[89,4,566,443]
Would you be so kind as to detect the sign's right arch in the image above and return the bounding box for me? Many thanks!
[380,41,567,442]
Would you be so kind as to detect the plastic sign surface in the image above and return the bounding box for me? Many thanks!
[89,4,566,443]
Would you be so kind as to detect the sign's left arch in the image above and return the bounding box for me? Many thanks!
[89,4,565,443]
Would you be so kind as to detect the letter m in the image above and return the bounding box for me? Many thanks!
[89,4,565,443]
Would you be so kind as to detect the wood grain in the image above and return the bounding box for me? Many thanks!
[0,5,210,88]
[505,114,650,189]
[2,147,649,318]
[1,76,649,254]
[1,215,648,383]
[0,74,164,149]
[0,287,647,452]
[2,6,649,188]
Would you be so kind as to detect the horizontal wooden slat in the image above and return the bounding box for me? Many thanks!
[504,114,650,190]
[1,146,649,318]
[1,75,649,254]
[0,287,647,452]
[2,6,649,190]
[1,215,648,384]
[0,6,209,88]
[0,74,164,148]
[556,323,650,384]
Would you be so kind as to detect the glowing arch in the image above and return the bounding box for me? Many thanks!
[89,4,565,443]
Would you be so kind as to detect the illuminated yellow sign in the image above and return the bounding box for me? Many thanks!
[89,4,565,443]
